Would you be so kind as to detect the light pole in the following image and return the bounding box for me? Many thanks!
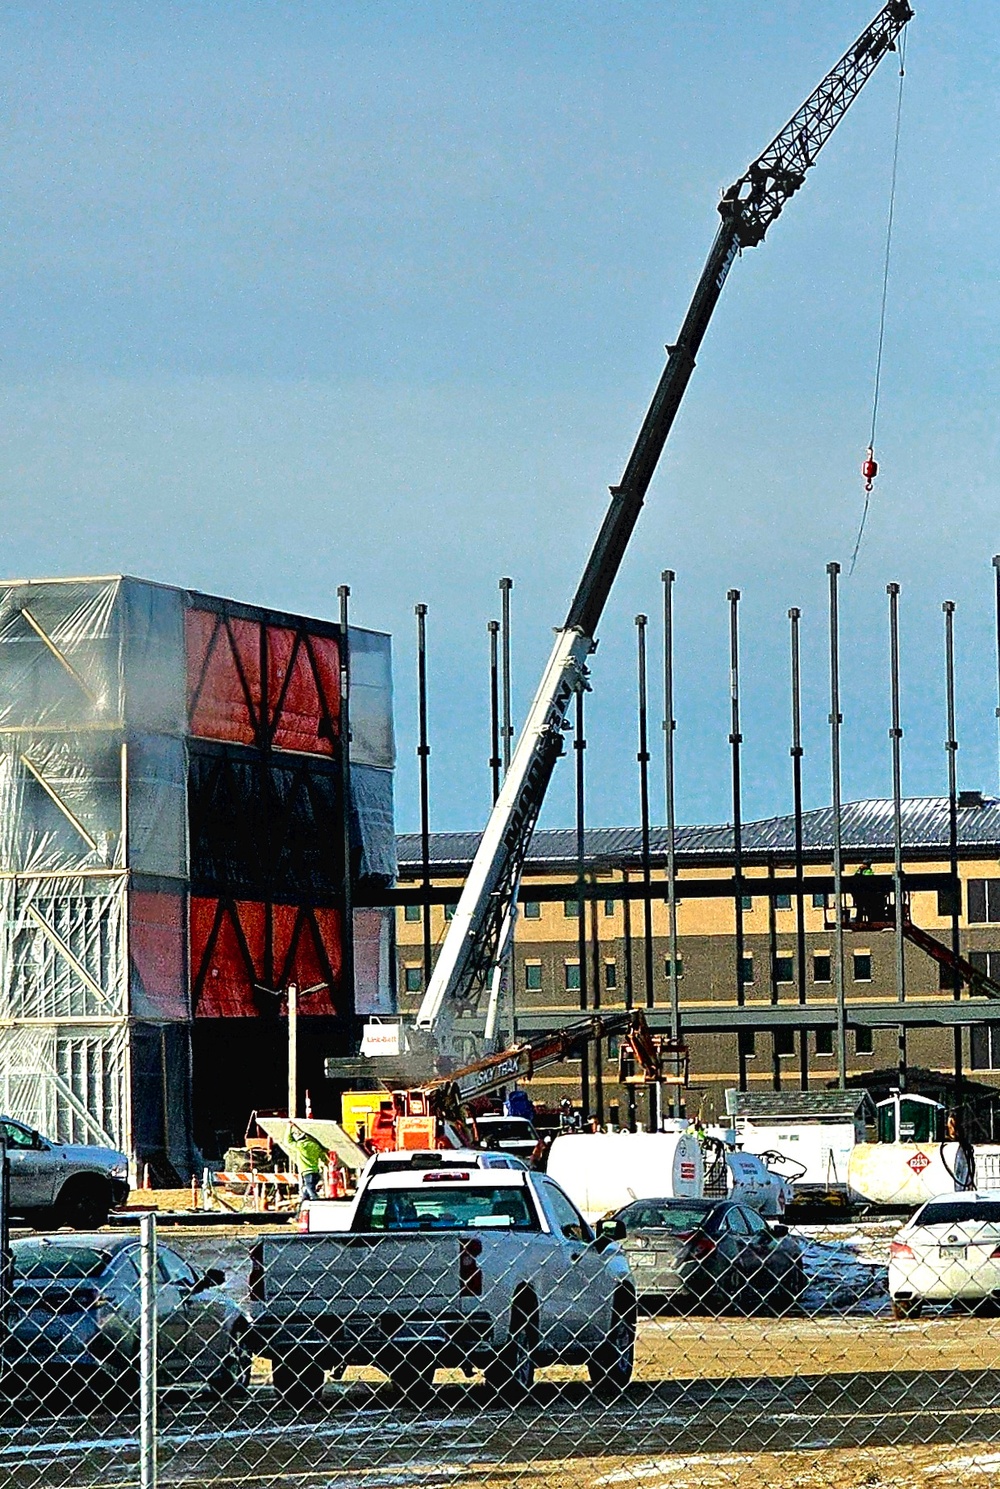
[256,981,328,1120]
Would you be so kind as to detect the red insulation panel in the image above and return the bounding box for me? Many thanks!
[190,897,341,1018]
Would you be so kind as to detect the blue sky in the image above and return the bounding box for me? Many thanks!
[2,3,997,835]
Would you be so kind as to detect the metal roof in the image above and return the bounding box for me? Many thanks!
[397,796,1000,873]
[726,1090,874,1121]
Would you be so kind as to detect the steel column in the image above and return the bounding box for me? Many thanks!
[888,582,907,1087]
[944,600,962,1081]
[488,619,501,804]
[827,562,847,1089]
[662,569,682,1118]
[338,584,355,1016]
[788,606,808,1090]
[622,869,637,1131]
[729,590,748,1089]
[636,614,656,1131]
[500,577,513,774]
[575,686,590,1121]
[415,604,433,993]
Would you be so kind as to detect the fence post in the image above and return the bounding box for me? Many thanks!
[139,1211,158,1489]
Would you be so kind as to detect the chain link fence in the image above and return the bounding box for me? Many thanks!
[3,1174,1000,1489]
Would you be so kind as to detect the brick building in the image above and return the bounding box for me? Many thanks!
[394,796,1000,1123]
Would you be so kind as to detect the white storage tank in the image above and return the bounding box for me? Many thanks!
[546,1130,704,1223]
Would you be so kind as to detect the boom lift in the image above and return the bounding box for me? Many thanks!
[401,2,913,1064]
[366,1010,685,1152]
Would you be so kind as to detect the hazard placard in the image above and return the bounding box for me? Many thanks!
[907,1151,931,1174]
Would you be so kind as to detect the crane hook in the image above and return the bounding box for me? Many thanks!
[861,445,878,493]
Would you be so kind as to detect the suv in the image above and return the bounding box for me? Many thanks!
[473,1115,539,1160]
[0,1117,129,1229]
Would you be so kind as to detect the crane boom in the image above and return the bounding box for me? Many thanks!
[414,1,913,1056]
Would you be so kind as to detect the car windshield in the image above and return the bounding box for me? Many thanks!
[918,1200,1000,1227]
[478,1120,536,1142]
[355,1184,538,1231]
[14,1243,111,1280]
[619,1202,713,1231]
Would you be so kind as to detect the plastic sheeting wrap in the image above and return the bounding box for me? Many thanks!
[0,875,127,1023]
[0,1021,128,1150]
[186,740,343,898]
[190,897,341,1018]
[348,627,394,770]
[185,601,340,754]
[353,907,395,1015]
[0,577,186,733]
[350,764,396,885]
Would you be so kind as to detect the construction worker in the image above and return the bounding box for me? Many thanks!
[287,1123,326,1202]
[852,861,888,926]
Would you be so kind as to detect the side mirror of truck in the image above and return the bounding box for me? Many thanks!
[595,1217,626,1246]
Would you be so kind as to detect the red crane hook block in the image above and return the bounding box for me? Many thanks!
[862,446,878,492]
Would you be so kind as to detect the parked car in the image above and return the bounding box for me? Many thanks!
[8,1234,250,1400]
[889,1192,1000,1317]
[613,1196,805,1313]
[0,1116,129,1228]
[249,1165,636,1406]
[471,1115,539,1160]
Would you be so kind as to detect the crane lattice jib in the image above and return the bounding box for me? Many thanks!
[723,1,913,246]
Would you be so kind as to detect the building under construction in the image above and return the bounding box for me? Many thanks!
[0,576,395,1178]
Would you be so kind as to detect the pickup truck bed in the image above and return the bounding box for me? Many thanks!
[248,1167,636,1406]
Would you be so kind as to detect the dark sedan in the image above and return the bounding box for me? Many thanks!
[614,1197,805,1314]
[8,1234,251,1402]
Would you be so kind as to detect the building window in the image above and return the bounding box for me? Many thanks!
[738,1029,756,1059]
[523,901,541,919]
[815,1026,834,1056]
[775,894,792,910]
[564,900,580,919]
[605,961,618,990]
[774,1027,795,1057]
[404,902,421,922]
[774,955,794,984]
[740,956,754,985]
[812,892,827,909]
[604,898,617,917]
[969,950,1000,990]
[740,895,753,912]
[664,957,684,979]
[813,954,831,983]
[938,884,961,917]
[968,879,1000,924]
[404,965,423,993]
[524,962,542,991]
[971,1023,1000,1070]
[853,952,872,982]
[565,961,581,991]
[443,902,457,921]
[854,1026,873,1055]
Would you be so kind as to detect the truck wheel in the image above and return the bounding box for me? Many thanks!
[588,1293,636,1394]
[892,1297,923,1320]
[271,1355,324,1410]
[485,1303,536,1402]
[210,1331,252,1400]
[55,1178,111,1230]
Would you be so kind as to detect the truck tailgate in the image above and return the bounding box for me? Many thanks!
[258,1234,463,1319]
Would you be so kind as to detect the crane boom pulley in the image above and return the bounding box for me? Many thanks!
[412,1,913,1060]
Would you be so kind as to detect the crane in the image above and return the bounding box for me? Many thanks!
[409,2,914,1063]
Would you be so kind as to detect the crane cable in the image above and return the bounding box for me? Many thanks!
[849,24,908,577]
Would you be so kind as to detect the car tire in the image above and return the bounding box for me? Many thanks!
[891,1297,923,1320]
[271,1354,324,1410]
[485,1300,537,1403]
[55,1178,111,1230]
[588,1292,636,1394]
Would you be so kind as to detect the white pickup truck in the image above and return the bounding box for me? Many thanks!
[248,1164,636,1407]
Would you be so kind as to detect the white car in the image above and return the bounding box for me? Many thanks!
[472,1115,539,1160]
[888,1192,1000,1317]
